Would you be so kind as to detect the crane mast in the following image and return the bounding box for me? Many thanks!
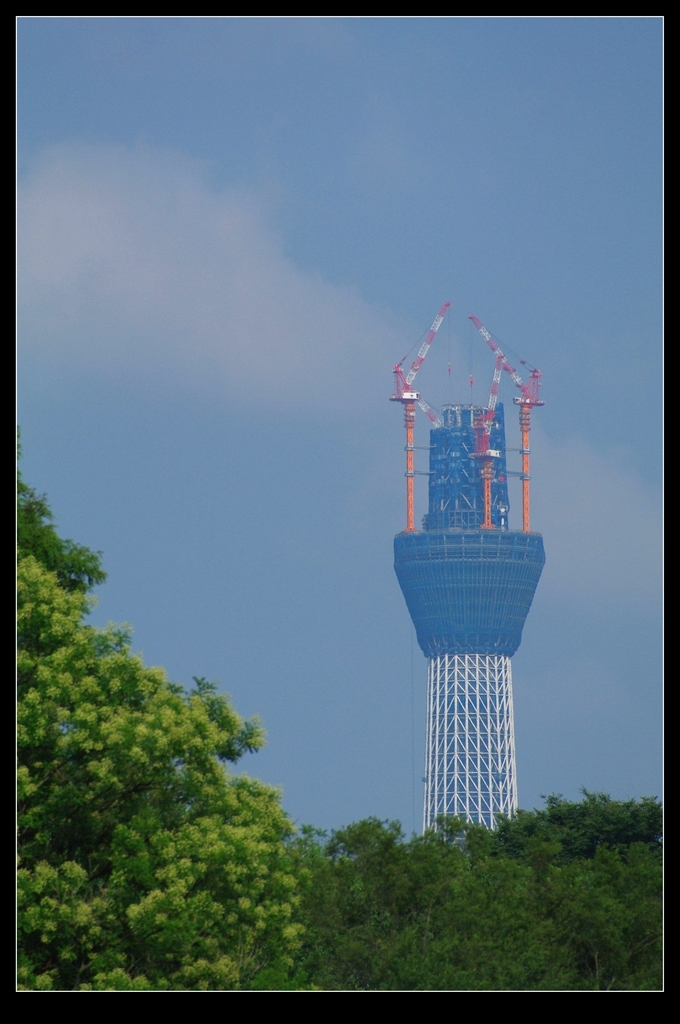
[391,302,451,532]
[468,315,544,532]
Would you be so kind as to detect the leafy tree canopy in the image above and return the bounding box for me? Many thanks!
[493,790,662,864]
[17,469,303,991]
[293,806,662,991]
[17,453,106,594]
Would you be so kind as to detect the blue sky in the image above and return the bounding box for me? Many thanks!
[18,17,662,832]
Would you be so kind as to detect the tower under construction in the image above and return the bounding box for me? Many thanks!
[391,311,545,830]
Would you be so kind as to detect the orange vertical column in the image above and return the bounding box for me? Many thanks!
[520,406,531,532]
[405,402,416,532]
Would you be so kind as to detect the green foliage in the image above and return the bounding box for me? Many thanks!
[17,461,106,594]
[492,790,663,864]
[18,526,303,989]
[293,809,662,991]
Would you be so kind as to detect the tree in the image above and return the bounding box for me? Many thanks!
[17,460,107,594]
[293,811,662,990]
[17,474,304,990]
[492,790,662,864]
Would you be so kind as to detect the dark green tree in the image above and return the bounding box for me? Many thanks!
[492,790,662,864]
[293,808,662,991]
[17,457,107,594]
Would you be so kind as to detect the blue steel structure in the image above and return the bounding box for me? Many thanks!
[394,403,545,829]
[424,403,510,532]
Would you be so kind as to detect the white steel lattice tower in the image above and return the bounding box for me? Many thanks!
[424,654,517,831]
[394,404,545,830]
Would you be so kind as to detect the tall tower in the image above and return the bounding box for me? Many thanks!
[394,402,545,830]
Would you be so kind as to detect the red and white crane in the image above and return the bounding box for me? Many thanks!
[468,315,544,533]
[474,352,504,455]
[391,302,450,532]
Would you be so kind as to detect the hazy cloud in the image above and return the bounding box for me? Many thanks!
[18,143,398,410]
[532,426,661,609]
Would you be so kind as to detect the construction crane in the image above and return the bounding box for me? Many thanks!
[468,315,544,533]
[417,396,444,429]
[391,301,451,532]
[471,352,504,529]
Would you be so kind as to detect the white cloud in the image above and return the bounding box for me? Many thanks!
[18,143,399,410]
[531,426,661,608]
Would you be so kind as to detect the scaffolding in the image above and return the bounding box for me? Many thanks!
[423,404,510,532]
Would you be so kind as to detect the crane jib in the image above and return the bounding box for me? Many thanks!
[404,303,451,386]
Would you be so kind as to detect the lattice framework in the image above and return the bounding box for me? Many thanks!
[424,654,517,831]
